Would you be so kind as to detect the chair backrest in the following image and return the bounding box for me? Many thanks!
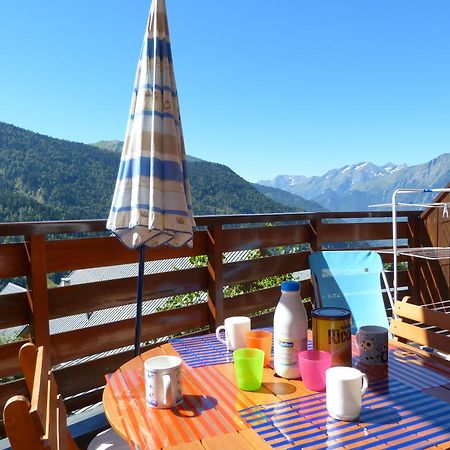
[309,250,391,332]
[3,343,78,450]
[390,296,450,360]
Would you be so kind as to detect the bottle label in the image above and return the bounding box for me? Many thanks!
[276,336,307,365]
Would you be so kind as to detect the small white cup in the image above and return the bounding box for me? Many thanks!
[145,355,183,408]
[326,366,368,421]
[215,316,251,351]
[356,325,388,366]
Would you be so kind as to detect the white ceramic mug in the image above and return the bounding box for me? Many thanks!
[326,366,368,421]
[215,316,251,351]
[145,355,183,408]
[356,325,388,366]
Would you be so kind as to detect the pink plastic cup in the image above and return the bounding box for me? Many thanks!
[298,349,332,392]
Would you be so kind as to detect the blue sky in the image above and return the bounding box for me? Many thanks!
[1,1,449,182]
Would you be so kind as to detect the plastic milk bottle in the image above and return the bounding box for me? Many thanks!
[274,281,308,378]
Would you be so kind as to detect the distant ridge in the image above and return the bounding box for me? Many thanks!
[259,156,450,211]
[252,184,324,212]
[91,140,123,153]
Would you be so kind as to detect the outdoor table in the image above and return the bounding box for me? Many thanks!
[103,332,450,449]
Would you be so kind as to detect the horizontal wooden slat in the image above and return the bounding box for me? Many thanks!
[222,224,314,252]
[0,243,29,278]
[46,232,208,273]
[321,221,410,243]
[385,270,409,287]
[390,320,450,354]
[46,237,138,273]
[224,252,310,285]
[0,220,107,237]
[48,266,208,318]
[224,287,280,318]
[49,303,210,364]
[394,301,450,330]
[250,312,275,329]
[0,292,30,328]
[0,340,29,377]
[64,388,104,413]
[56,349,144,399]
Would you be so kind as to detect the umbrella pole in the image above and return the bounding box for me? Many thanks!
[134,245,146,356]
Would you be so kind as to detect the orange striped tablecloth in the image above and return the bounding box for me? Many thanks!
[104,353,253,449]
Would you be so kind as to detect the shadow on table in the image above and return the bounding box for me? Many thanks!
[264,382,298,396]
[360,406,401,424]
[174,395,218,418]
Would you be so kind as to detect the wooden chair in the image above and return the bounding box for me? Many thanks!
[3,343,128,450]
[390,296,450,364]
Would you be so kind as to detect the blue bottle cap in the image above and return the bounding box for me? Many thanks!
[281,280,300,292]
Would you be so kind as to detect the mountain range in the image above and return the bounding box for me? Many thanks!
[0,122,320,223]
[0,121,447,224]
[258,157,450,211]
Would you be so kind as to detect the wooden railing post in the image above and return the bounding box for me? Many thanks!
[311,213,323,251]
[408,214,420,302]
[26,234,50,349]
[206,224,224,331]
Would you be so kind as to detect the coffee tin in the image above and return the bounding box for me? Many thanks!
[312,307,352,367]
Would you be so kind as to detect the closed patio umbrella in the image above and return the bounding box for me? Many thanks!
[107,0,195,355]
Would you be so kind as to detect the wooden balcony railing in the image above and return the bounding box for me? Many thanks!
[1,209,444,435]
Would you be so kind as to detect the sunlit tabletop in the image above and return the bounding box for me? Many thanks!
[103,333,450,449]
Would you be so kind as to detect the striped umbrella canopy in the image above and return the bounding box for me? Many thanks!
[107,0,195,355]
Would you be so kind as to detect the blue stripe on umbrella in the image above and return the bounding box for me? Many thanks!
[146,37,173,62]
[117,157,185,181]
[130,110,179,124]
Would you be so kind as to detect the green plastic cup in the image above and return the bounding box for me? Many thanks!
[233,347,264,391]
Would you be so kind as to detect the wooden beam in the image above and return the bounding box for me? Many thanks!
[26,235,50,348]
[394,301,450,330]
[207,225,224,329]
[390,320,450,354]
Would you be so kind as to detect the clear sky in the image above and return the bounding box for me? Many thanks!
[1,1,449,182]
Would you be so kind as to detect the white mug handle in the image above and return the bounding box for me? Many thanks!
[216,325,227,346]
[360,373,369,397]
[162,373,172,407]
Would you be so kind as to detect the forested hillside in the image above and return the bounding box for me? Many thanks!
[0,122,118,221]
[188,161,295,215]
[0,122,296,222]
